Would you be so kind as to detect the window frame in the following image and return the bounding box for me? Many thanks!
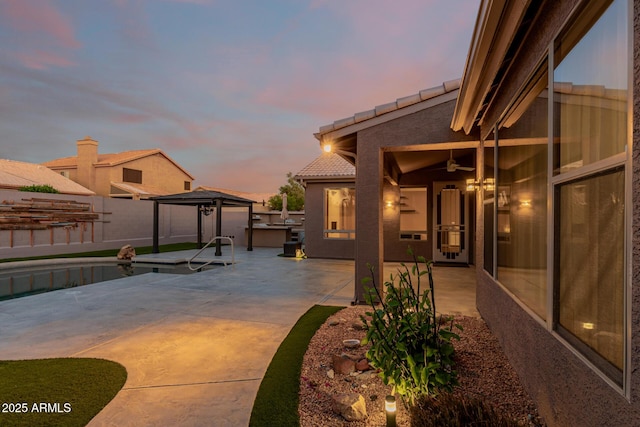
[122,167,142,184]
[483,0,631,394]
[323,187,356,240]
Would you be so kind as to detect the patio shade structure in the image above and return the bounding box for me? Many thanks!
[150,190,255,255]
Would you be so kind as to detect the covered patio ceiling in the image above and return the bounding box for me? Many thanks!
[150,190,256,254]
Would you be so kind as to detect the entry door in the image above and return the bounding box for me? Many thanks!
[433,181,469,263]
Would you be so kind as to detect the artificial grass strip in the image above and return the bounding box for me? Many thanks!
[249,304,345,427]
[0,358,127,427]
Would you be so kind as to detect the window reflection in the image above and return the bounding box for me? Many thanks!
[496,86,548,319]
[553,0,628,174]
[324,188,356,239]
[556,169,625,377]
[552,0,627,383]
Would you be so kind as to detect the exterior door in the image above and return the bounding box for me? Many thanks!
[433,181,469,263]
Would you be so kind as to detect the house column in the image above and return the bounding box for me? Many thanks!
[354,145,384,304]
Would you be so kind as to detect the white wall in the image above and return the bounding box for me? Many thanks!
[0,190,254,259]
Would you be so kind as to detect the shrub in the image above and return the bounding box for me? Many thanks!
[360,248,461,406]
[18,184,59,193]
[410,393,525,427]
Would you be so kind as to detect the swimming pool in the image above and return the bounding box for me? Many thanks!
[0,261,218,301]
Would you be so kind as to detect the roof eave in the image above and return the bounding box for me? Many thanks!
[451,0,530,134]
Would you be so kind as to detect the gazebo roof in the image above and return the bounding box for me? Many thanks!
[151,190,256,207]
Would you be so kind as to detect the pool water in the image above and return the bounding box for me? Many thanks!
[0,262,217,301]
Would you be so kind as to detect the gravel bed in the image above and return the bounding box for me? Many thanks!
[299,305,545,426]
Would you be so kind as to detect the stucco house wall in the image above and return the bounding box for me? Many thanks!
[464,0,640,424]
[302,180,355,259]
[99,152,193,197]
[353,98,478,299]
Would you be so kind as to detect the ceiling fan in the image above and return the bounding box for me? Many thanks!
[445,150,475,172]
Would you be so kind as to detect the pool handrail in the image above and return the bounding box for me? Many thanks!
[188,236,234,270]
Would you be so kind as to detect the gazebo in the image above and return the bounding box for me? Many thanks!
[150,190,255,255]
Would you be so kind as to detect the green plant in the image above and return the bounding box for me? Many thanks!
[18,184,59,193]
[410,392,525,427]
[361,248,461,406]
[268,172,305,211]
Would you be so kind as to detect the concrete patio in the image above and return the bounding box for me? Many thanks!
[0,247,477,426]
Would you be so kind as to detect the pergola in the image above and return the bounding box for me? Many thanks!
[150,190,255,255]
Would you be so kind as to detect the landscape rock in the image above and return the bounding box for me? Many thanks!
[331,393,367,421]
[355,358,371,371]
[117,244,136,260]
[352,321,366,331]
[332,354,356,375]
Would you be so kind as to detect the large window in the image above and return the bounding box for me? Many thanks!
[485,0,629,386]
[324,188,355,239]
[399,187,427,241]
[555,168,625,380]
[496,72,548,319]
[552,0,628,384]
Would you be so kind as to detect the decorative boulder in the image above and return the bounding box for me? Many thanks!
[117,244,136,260]
[332,354,356,375]
[331,393,367,421]
[355,358,371,371]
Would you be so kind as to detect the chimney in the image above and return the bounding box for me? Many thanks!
[76,136,98,191]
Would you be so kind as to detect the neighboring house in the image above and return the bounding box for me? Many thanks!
[42,136,194,199]
[295,152,355,259]
[0,159,94,196]
[313,0,639,425]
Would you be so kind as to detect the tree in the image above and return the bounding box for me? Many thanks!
[268,172,304,211]
[19,184,59,193]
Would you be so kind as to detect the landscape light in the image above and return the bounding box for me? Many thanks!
[385,395,396,427]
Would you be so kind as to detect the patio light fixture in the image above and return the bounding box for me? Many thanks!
[321,141,357,160]
[465,178,495,192]
[385,395,396,427]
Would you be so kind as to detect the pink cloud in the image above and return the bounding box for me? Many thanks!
[250,0,478,122]
[2,0,80,49]
[14,50,76,70]
[1,0,80,69]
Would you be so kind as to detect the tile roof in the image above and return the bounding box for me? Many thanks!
[0,159,95,195]
[43,149,195,180]
[316,79,461,139]
[295,153,355,180]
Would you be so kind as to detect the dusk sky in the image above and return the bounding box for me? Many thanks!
[1,0,480,193]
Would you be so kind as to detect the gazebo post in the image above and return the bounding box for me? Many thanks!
[153,200,159,253]
[215,198,222,256]
[197,204,203,249]
[248,204,253,251]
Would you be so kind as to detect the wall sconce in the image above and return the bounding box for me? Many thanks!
[385,395,396,427]
[519,199,532,208]
[385,200,395,209]
[465,178,477,192]
[465,178,495,192]
[583,322,595,330]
